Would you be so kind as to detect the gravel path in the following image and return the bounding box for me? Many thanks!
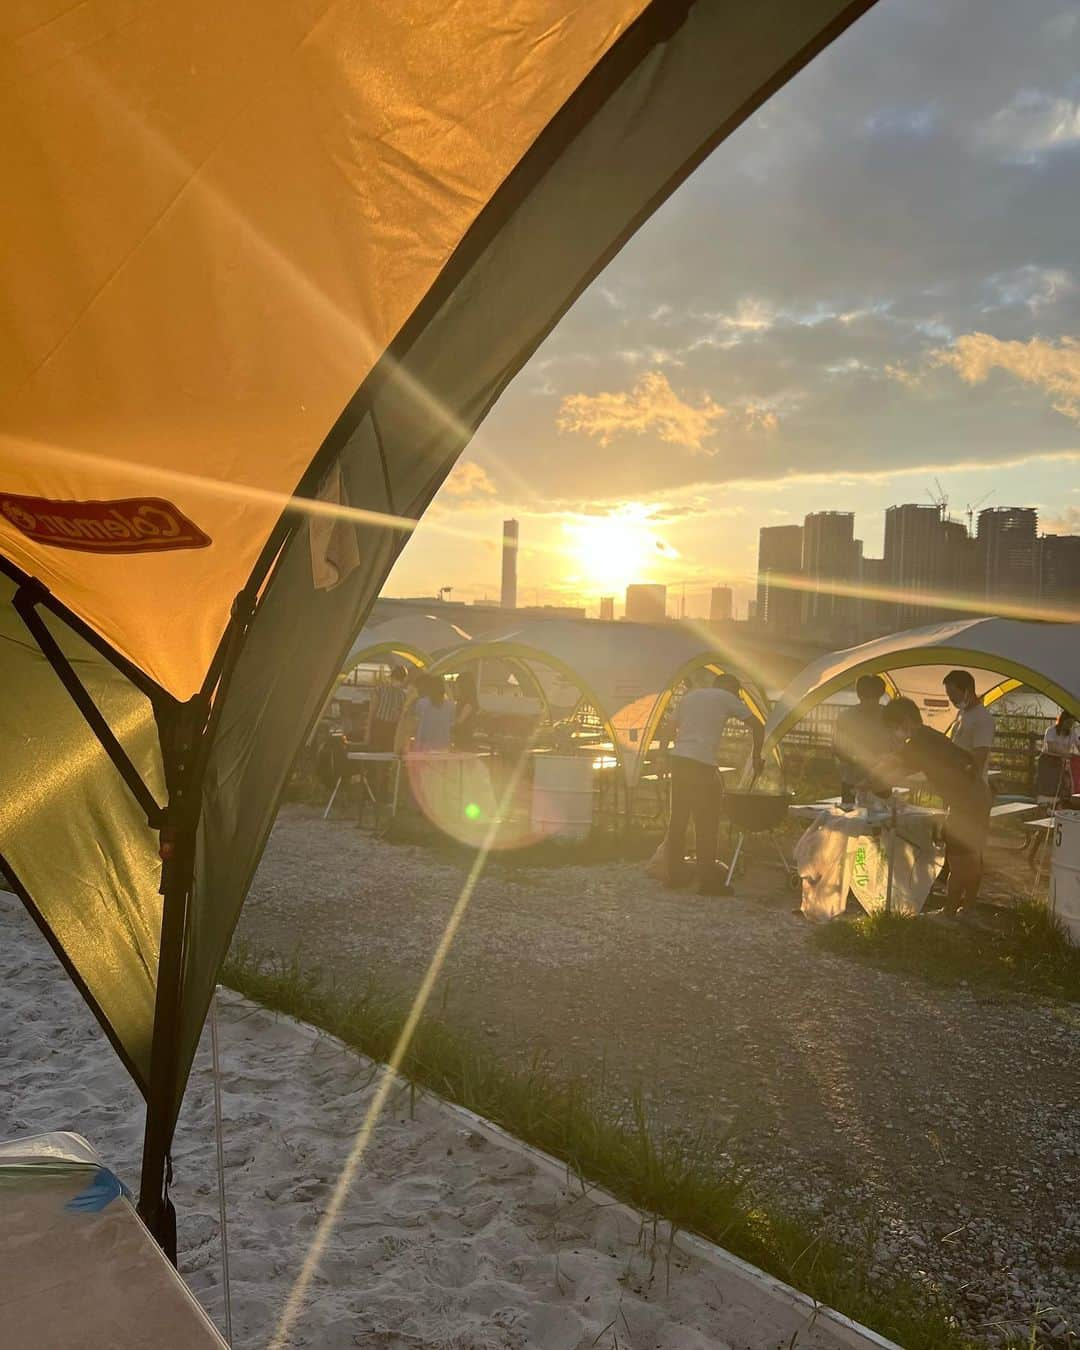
[239,805,1080,1345]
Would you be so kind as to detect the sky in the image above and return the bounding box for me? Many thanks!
[386,0,1080,619]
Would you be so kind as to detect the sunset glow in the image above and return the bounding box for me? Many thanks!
[563,511,677,592]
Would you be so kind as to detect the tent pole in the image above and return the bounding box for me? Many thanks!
[138,589,257,1260]
[137,694,207,1262]
[137,834,191,1261]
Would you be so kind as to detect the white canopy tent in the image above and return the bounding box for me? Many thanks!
[764,618,1080,749]
[429,618,770,787]
[343,613,472,672]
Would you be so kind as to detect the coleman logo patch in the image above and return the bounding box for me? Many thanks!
[0,493,211,553]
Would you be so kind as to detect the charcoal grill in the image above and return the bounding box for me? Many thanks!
[720,786,797,888]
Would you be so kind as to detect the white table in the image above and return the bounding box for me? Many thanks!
[323,750,402,820]
[791,798,948,916]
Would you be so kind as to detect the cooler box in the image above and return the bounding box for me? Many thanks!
[0,1132,227,1349]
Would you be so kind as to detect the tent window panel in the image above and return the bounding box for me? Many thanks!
[0,589,162,1087]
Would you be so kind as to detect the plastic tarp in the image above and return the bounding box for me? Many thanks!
[429,617,771,787]
[1,0,878,1235]
[766,618,1080,748]
[796,808,943,921]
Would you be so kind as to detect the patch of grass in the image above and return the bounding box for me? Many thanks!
[812,901,1080,1003]
[222,944,971,1349]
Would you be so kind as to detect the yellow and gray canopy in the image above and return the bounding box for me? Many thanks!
[765,617,1080,747]
[1,0,876,1240]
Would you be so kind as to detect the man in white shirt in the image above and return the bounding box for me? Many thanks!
[944,670,995,781]
[664,674,764,893]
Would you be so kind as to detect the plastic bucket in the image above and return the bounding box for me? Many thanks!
[531,754,594,841]
[1049,809,1080,943]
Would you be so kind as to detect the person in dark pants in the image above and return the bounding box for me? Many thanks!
[369,665,408,751]
[870,697,992,917]
[363,665,408,811]
[833,674,889,806]
[664,674,764,894]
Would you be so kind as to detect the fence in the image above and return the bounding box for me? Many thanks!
[781,704,1054,795]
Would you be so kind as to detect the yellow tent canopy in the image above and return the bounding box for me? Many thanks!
[0,0,876,1254]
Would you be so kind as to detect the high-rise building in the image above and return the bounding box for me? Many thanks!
[625,583,667,623]
[756,524,803,630]
[500,518,519,608]
[709,585,733,622]
[880,504,979,628]
[1039,534,1080,613]
[940,518,977,615]
[599,595,615,621]
[977,507,1037,607]
[802,512,857,632]
[858,555,888,636]
[883,504,945,627]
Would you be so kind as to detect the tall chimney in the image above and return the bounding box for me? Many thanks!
[501,519,519,609]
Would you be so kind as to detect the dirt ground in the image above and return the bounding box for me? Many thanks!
[238,804,1080,1345]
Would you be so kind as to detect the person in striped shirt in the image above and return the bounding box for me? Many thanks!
[370,665,407,752]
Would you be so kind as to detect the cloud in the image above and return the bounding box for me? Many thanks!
[440,461,498,498]
[557,371,726,452]
[932,332,1080,420]
[978,91,1080,156]
[1041,505,1080,534]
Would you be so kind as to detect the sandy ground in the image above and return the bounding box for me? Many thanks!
[236,805,1080,1346]
[2,888,887,1350]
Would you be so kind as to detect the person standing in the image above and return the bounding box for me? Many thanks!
[407,673,455,751]
[1037,710,1079,809]
[361,664,408,814]
[664,674,764,894]
[871,697,992,917]
[833,674,889,806]
[369,665,407,752]
[452,670,480,749]
[944,670,995,781]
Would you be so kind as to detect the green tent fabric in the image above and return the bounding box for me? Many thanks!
[1,0,877,1251]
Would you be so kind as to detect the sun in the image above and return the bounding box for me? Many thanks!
[563,511,675,592]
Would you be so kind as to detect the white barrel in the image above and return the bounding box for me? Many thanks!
[531,754,594,841]
[1049,809,1080,943]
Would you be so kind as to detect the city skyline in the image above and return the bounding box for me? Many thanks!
[385,0,1080,621]
[390,495,1078,628]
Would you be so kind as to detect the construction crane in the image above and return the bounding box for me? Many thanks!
[965,490,995,536]
[925,478,949,516]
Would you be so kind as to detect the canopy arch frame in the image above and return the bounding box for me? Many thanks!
[430,640,774,788]
[766,641,1080,754]
[640,655,777,772]
[429,638,607,747]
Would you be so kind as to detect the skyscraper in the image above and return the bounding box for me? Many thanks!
[500,518,519,609]
[709,586,733,622]
[801,512,857,632]
[940,517,977,615]
[756,524,803,630]
[599,595,615,621]
[884,504,944,627]
[977,507,1037,607]
[1039,534,1080,612]
[625,583,667,623]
